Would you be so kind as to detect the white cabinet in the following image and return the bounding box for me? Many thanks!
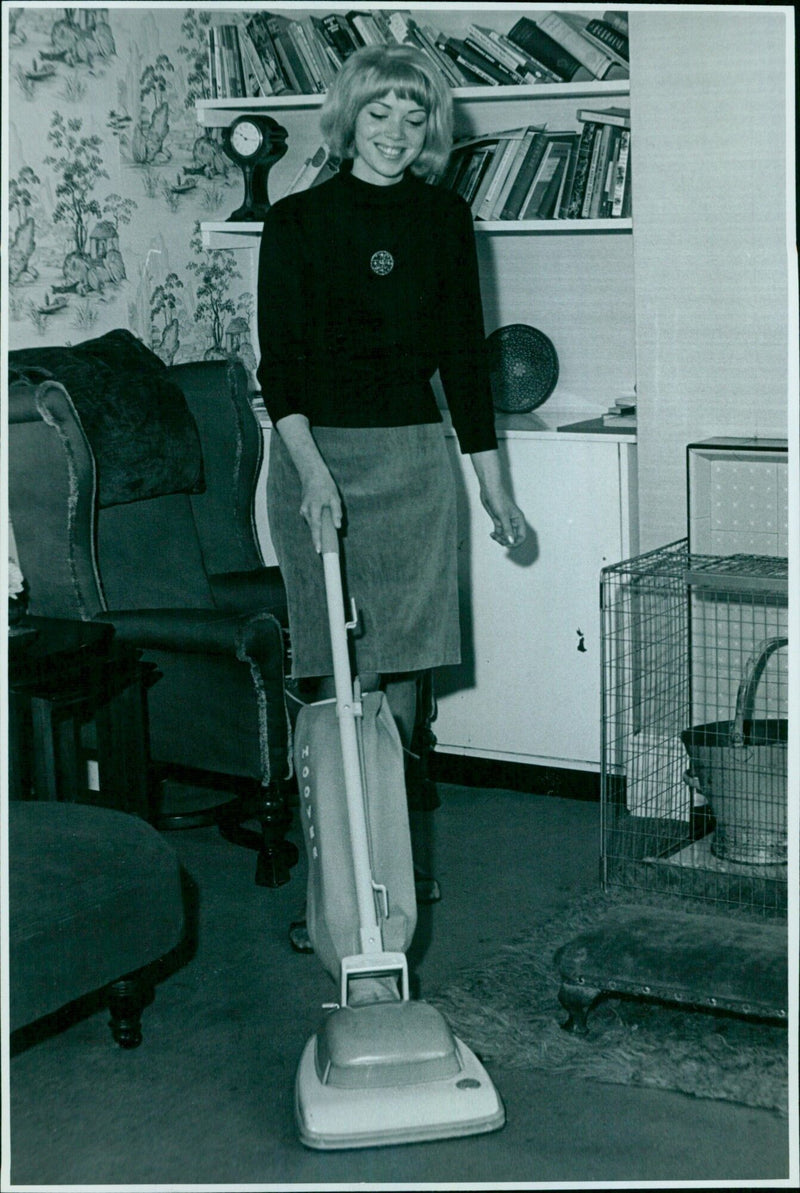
[433,421,637,770]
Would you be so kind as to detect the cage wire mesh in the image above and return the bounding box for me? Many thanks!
[601,539,788,918]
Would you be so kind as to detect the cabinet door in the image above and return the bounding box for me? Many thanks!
[434,437,633,768]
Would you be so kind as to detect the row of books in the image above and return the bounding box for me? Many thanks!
[441,105,632,222]
[208,10,629,99]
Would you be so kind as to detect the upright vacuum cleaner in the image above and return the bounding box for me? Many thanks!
[294,510,505,1149]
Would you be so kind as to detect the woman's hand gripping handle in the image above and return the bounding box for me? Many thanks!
[274,413,343,553]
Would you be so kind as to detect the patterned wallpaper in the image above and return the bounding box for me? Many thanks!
[7,6,257,382]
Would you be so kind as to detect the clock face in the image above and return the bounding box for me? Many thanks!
[230,119,264,159]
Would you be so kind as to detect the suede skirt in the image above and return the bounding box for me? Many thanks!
[267,423,461,679]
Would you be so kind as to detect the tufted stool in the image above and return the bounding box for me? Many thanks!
[9,801,186,1048]
[555,904,788,1034]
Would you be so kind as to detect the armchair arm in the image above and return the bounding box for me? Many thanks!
[95,608,283,666]
[8,377,105,620]
[208,566,288,624]
[96,608,290,785]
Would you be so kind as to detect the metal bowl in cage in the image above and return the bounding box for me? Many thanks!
[486,325,559,414]
[680,637,788,866]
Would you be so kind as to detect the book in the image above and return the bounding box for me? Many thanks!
[300,17,337,88]
[368,9,394,46]
[564,121,599,218]
[607,126,626,216]
[532,132,579,218]
[489,130,538,219]
[520,137,574,220]
[346,10,381,46]
[581,121,610,217]
[464,28,529,85]
[602,10,630,37]
[577,106,631,129]
[442,129,519,205]
[238,26,274,96]
[506,17,585,82]
[419,23,468,86]
[441,131,496,192]
[469,143,502,214]
[309,15,344,71]
[476,132,528,219]
[610,128,631,216]
[245,14,288,94]
[602,410,636,427]
[583,17,629,66]
[538,10,617,79]
[497,128,548,220]
[591,123,619,217]
[485,27,562,83]
[458,145,496,206]
[467,24,525,74]
[264,15,306,92]
[442,136,495,207]
[554,139,581,218]
[207,26,219,97]
[439,37,505,85]
[408,19,465,84]
[320,12,361,61]
[213,25,246,98]
[601,394,637,427]
[288,20,324,92]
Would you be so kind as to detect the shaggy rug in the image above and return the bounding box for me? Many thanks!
[430,893,789,1116]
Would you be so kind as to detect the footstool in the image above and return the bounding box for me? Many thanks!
[9,801,186,1047]
[555,904,788,1033]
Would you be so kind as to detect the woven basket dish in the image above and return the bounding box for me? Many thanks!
[486,324,559,413]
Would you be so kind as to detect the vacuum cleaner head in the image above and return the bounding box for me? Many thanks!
[295,999,505,1149]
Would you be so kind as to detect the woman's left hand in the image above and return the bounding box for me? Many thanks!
[479,483,527,547]
[470,448,527,548]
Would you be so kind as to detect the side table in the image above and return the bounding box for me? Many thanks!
[9,617,158,818]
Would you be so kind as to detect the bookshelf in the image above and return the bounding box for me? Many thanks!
[197,79,631,124]
[206,8,638,772]
[202,217,630,248]
[198,9,632,241]
[198,79,632,245]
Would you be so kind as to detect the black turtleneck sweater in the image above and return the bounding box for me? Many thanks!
[256,165,497,455]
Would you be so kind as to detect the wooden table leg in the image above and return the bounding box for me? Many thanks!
[30,696,83,802]
[94,673,150,818]
[8,691,31,800]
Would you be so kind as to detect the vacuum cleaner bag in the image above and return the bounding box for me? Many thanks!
[294,690,417,984]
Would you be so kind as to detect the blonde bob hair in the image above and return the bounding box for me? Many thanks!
[320,46,453,181]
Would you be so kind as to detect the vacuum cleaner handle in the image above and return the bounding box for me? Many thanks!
[317,506,384,957]
[320,507,340,556]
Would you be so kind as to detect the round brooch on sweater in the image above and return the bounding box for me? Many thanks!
[370,250,394,276]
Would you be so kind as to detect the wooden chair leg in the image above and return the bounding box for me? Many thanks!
[217,779,298,887]
[558,982,602,1034]
[107,974,153,1049]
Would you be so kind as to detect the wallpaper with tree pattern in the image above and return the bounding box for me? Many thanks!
[7,5,258,383]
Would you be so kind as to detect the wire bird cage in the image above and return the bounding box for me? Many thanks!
[600,540,788,918]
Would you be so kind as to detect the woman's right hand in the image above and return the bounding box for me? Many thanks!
[299,465,342,553]
[274,414,343,553]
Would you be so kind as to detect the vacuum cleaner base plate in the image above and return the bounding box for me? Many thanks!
[295,1028,505,1149]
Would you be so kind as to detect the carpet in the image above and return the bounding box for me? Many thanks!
[430,893,789,1116]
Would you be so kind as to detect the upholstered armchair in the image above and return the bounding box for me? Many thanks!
[8,330,295,887]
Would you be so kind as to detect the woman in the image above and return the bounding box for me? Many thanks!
[257,45,526,902]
